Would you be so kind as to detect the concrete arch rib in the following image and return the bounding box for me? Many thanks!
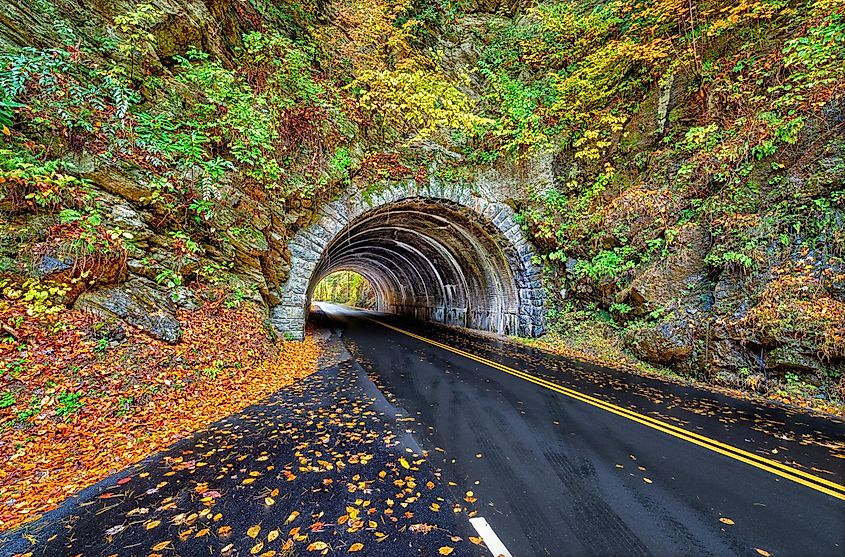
[271,181,546,340]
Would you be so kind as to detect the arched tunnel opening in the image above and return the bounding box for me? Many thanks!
[302,198,543,337]
[312,270,376,308]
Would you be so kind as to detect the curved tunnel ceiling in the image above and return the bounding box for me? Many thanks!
[307,198,529,335]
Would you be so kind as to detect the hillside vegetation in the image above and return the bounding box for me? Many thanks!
[1,0,843,451]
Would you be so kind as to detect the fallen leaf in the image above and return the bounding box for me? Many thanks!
[247,524,261,538]
[438,547,454,555]
[719,517,735,525]
[348,542,364,552]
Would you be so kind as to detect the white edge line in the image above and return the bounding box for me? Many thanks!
[469,516,514,557]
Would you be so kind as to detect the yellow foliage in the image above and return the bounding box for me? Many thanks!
[352,68,489,143]
[0,278,69,317]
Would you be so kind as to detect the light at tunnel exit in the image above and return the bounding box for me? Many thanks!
[312,271,376,309]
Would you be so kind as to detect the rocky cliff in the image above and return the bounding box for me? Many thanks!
[1,0,843,408]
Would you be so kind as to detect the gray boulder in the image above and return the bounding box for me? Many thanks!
[74,276,194,343]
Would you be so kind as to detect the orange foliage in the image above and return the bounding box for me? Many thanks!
[745,259,845,360]
[0,293,319,531]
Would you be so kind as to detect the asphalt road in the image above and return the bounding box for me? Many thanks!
[2,332,485,557]
[320,303,845,557]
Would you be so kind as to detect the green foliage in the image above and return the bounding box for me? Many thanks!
[0,392,15,409]
[313,271,374,307]
[94,338,109,353]
[12,395,41,425]
[0,149,90,212]
[224,284,255,309]
[200,360,224,380]
[0,46,137,143]
[154,269,182,289]
[55,391,83,418]
[778,1,845,109]
[575,247,637,282]
[3,357,28,379]
[323,146,354,186]
[115,395,134,416]
[134,32,347,200]
[112,3,162,80]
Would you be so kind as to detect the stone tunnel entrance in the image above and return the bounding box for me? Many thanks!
[270,182,545,339]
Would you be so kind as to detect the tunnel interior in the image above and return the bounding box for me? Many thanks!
[305,198,538,336]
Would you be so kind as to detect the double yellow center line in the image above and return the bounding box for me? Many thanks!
[371,318,845,501]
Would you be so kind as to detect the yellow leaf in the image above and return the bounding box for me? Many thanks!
[1,125,10,136]
[307,541,328,551]
[348,543,364,552]
[719,517,735,525]
[145,520,161,530]
[755,549,771,557]
[439,547,454,555]
[250,541,264,555]
[268,528,280,542]
[195,528,210,537]
[643,478,653,484]
[399,457,410,469]
[218,525,233,536]
[151,541,171,551]
[265,497,275,506]
[285,511,300,524]
[469,536,483,545]
[247,524,261,538]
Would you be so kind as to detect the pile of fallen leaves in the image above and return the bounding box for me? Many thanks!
[0,290,319,531]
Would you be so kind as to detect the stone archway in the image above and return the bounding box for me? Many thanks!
[271,180,545,339]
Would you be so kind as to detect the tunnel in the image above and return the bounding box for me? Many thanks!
[271,183,546,339]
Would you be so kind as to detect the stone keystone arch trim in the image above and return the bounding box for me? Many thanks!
[270,179,546,340]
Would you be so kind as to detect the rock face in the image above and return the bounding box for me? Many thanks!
[623,224,709,314]
[75,277,195,343]
[625,320,693,365]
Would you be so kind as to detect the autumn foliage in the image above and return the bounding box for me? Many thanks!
[0,291,319,531]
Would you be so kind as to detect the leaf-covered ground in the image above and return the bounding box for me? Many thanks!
[0,291,319,532]
[1,335,485,557]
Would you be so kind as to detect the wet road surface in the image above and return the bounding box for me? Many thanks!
[323,304,845,557]
[1,327,484,557]
[3,304,843,557]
